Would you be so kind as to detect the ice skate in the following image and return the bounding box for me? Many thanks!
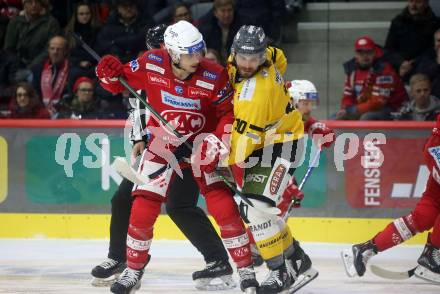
[192,259,236,290]
[341,240,377,277]
[415,240,440,284]
[91,258,126,286]
[285,241,318,293]
[238,265,259,293]
[257,263,293,294]
[110,267,144,294]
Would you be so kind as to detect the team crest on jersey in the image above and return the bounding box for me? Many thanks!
[196,80,214,90]
[129,60,139,72]
[189,87,210,98]
[161,110,206,135]
[147,72,170,88]
[161,90,201,110]
[428,146,440,170]
[175,85,183,94]
[146,63,165,74]
[147,53,163,63]
[202,70,218,80]
[376,75,393,84]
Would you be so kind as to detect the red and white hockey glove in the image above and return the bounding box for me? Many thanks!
[96,55,123,81]
[194,134,229,174]
[309,122,335,149]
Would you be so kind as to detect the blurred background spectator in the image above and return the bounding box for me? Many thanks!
[0,0,22,46]
[31,35,73,111]
[95,0,154,63]
[64,1,102,79]
[334,36,408,120]
[198,0,242,65]
[57,76,106,119]
[205,48,221,64]
[393,73,440,121]
[171,2,194,24]
[3,81,50,119]
[3,0,60,79]
[384,0,440,73]
[0,48,19,111]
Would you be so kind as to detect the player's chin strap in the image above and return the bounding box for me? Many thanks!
[74,33,280,216]
[282,148,321,221]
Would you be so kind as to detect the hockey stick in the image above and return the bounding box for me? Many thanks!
[370,265,416,280]
[282,149,321,221]
[74,34,280,215]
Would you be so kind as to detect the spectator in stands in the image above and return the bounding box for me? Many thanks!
[205,48,221,64]
[64,1,102,78]
[6,81,50,119]
[334,36,408,121]
[0,48,19,110]
[394,73,440,121]
[198,0,242,65]
[95,0,154,63]
[3,0,60,72]
[401,28,440,98]
[0,0,22,46]
[31,35,73,110]
[235,0,286,45]
[58,76,105,119]
[385,0,440,73]
[172,3,193,24]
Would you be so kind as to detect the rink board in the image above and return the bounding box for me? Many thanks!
[0,213,429,244]
[0,120,435,244]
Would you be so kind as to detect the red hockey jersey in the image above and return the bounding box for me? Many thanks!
[99,49,234,150]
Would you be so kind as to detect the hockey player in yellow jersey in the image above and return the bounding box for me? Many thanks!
[195,25,305,293]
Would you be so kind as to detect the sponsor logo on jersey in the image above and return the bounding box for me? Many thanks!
[202,70,218,80]
[175,85,183,94]
[376,75,393,84]
[275,69,283,84]
[161,110,206,136]
[196,80,214,90]
[146,63,165,74]
[238,77,256,101]
[147,53,163,63]
[245,173,268,183]
[161,90,201,110]
[428,146,440,170]
[188,87,210,98]
[129,60,139,72]
[270,164,287,195]
[147,72,170,88]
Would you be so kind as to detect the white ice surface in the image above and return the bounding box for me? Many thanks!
[0,239,438,294]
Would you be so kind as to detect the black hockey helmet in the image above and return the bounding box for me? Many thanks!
[231,25,267,56]
[146,24,168,50]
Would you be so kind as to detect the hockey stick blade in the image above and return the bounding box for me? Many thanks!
[370,265,416,280]
[111,157,150,185]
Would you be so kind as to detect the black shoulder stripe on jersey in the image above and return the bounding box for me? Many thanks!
[249,124,264,132]
[273,48,277,63]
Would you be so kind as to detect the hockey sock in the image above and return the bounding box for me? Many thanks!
[205,189,252,268]
[126,196,161,269]
[246,226,256,245]
[430,215,440,248]
[373,214,418,251]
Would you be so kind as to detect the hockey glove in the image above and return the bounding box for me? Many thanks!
[194,134,229,174]
[96,55,123,80]
[309,122,335,149]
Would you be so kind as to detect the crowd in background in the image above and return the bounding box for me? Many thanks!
[0,0,439,122]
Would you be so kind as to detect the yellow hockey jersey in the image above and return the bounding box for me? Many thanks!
[226,47,304,165]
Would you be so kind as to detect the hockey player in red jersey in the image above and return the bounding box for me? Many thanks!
[342,115,440,284]
[95,20,255,293]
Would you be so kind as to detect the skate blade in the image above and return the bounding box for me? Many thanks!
[91,274,120,287]
[288,267,319,294]
[194,274,237,291]
[341,249,357,278]
[414,266,440,284]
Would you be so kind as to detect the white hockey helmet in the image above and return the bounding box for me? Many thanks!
[163,20,206,63]
[286,80,319,106]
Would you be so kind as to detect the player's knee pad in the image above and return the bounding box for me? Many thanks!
[240,199,284,261]
[393,213,419,242]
